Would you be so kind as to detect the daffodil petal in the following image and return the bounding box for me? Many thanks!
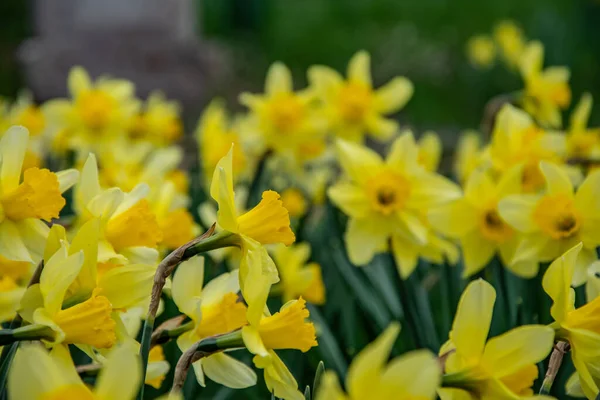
[374,77,413,114]
[171,256,205,317]
[95,345,141,400]
[203,353,257,389]
[0,126,28,193]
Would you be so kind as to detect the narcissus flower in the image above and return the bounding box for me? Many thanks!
[280,188,308,219]
[466,35,496,69]
[211,145,295,325]
[520,41,571,128]
[272,243,325,304]
[566,93,600,160]
[171,256,256,389]
[151,181,199,250]
[485,104,570,192]
[44,66,139,151]
[542,243,600,399]
[499,161,600,284]
[127,91,182,146]
[242,297,317,400]
[196,100,247,186]
[328,133,460,277]
[0,126,78,262]
[439,279,554,400]
[308,50,413,142]
[316,322,440,400]
[9,344,140,400]
[74,153,162,265]
[0,274,26,323]
[239,62,325,161]
[493,20,526,69]
[429,167,535,277]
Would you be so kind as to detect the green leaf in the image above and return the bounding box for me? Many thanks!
[364,255,404,319]
[304,385,311,400]
[312,361,325,398]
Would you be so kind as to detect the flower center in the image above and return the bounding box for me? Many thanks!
[258,298,317,352]
[480,208,513,243]
[105,200,163,251]
[1,167,65,222]
[338,82,372,122]
[128,113,147,139]
[17,105,46,136]
[77,89,117,130]
[367,170,411,215]
[237,190,296,246]
[266,93,305,133]
[533,194,580,240]
[195,292,247,339]
[54,293,116,348]
[521,162,546,193]
[42,384,95,400]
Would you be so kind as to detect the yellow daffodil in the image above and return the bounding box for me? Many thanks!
[0,126,78,262]
[74,153,163,265]
[152,181,199,250]
[466,35,496,69]
[429,167,536,277]
[196,100,247,186]
[272,243,325,304]
[485,104,570,192]
[498,161,600,284]
[9,343,140,400]
[566,93,600,160]
[520,41,571,128]
[211,145,295,326]
[542,243,600,399]
[417,131,443,172]
[316,322,440,400]
[171,256,256,389]
[0,274,27,323]
[439,279,555,400]
[280,187,308,218]
[493,20,526,69]
[328,133,460,277]
[242,297,317,400]
[239,62,325,161]
[44,66,140,150]
[127,91,182,146]
[308,50,413,142]
[145,345,170,389]
[453,130,483,184]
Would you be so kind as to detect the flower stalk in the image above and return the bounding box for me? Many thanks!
[539,341,570,394]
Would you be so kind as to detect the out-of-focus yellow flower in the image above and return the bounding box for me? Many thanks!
[9,343,140,400]
[454,130,483,184]
[493,20,526,69]
[272,243,324,304]
[145,345,170,389]
[485,104,568,192]
[520,41,571,128]
[240,63,325,162]
[439,279,554,400]
[242,297,317,400]
[466,35,496,69]
[309,50,413,143]
[316,322,440,400]
[566,93,600,160]
[44,66,139,151]
[127,91,182,146]
[211,145,294,328]
[0,274,26,323]
[417,131,442,172]
[430,167,534,277]
[328,133,460,278]
[74,154,162,265]
[499,162,600,284]
[172,256,257,389]
[0,126,78,263]
[6,92,46,137]
[197,100,247,186]
[542,243,600,399]
[280,188,308,218]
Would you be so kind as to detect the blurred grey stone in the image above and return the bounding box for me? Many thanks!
[19,0,229,113]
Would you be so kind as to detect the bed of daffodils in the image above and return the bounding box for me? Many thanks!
[0,19,599,400]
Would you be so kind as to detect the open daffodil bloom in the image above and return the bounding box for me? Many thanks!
[316,322,440,400]
[542,243,600,399]
[328,133,460,277]
[439,279,554,400]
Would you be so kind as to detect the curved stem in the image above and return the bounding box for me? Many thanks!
[539,341,570,395]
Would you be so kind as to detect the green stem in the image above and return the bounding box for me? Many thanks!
[151,321,195,346]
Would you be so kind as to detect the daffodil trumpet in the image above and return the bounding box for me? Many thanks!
[170,329,246,395]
